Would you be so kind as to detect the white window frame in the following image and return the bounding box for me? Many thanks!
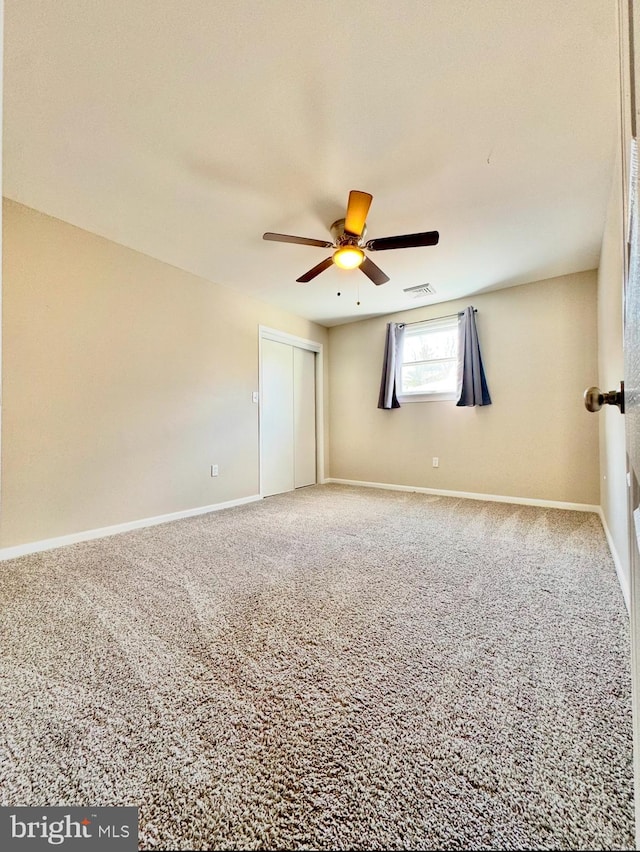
[397,316,459,404]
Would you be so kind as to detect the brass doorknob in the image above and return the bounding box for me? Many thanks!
[584,381,624,413]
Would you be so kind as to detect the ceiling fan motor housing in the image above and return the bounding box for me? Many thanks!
[330,218,366,246]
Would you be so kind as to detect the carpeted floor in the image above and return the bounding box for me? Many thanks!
[0,484,633,850]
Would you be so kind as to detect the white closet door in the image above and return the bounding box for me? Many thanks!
[261,339,294,497]
[294,347,316,488]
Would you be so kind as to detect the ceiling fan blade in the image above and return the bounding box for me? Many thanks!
[344,190,373,237]
[360,256,390,286]
[366,231,440,251]
[296,257,334,283]
[263,232,333,248]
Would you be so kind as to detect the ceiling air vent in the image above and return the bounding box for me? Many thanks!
[403,283,435,297]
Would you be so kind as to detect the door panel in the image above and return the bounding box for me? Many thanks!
[294,347,316,488]
[626,137,640,846]
[261,339,294,497]
[261,337,317,497]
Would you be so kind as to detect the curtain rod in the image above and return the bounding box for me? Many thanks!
[399,308,477,328]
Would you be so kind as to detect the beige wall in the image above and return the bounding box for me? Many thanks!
[1,200,329,548]
[0,198,607,550]
[328,271,599,505]
[597,144,630,596]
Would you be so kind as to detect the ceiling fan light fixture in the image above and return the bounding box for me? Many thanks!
[333,246,364,269]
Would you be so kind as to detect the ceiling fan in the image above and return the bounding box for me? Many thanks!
[263,190,439,286]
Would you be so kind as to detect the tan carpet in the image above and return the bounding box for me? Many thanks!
[0,484,633,849]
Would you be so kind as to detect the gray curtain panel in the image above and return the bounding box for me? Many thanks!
[456,307,492,406]
[378,322,405,409]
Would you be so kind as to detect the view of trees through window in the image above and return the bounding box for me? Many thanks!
[400,319,458,395]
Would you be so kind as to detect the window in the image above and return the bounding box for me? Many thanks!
[398,316,459,402]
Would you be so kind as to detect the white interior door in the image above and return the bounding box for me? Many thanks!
[261,339,294,497]
[261,336,317,497]
[294,347,316,488]
[622,6,640,842]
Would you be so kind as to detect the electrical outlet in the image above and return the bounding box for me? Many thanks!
[432,457,439,468]
[211,464,219,477]
[252,391,259,403]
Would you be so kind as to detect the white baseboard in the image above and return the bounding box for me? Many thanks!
[597,507,631,612]
[324,478,600,513]
[0,494,262,562]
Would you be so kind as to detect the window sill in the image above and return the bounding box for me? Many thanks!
[398,392,458,404]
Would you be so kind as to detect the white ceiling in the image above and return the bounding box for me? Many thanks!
[4,0,619,326]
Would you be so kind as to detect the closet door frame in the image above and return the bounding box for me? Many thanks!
[258,326,324,497]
